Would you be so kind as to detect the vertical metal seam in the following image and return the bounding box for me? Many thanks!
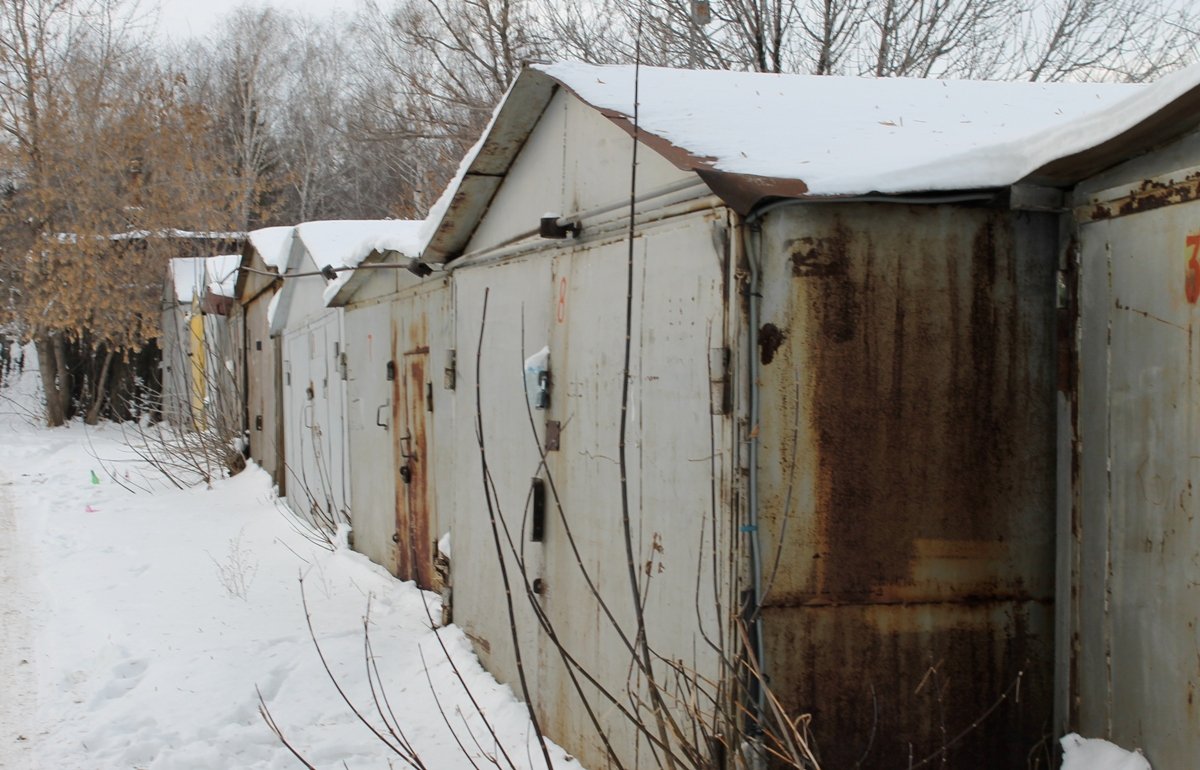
[745,215,768,724]
[1104,238,1115,736]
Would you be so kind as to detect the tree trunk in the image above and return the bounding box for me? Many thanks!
[34,333,67,426]
[84,348,115,425]
[54,334,73,420]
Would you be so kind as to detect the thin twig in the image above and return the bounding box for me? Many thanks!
[257,685,320,770]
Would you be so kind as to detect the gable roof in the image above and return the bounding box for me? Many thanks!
[168,258,208,304]
[248,226,296,272]
[205,254,242,299]
[234,226,294,308]
[262,219,428,332]
[293,219,425,307]
[1022,62,1200,186]
[422,62,1141,262]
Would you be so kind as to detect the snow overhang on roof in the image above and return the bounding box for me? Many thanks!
[291,219,426,307]
[1022,62,1200,187]
[235,225,294,304]
[168,258,208,304]
[205,254,242,299]
[422,62,1143,262]
[248,226,296,273]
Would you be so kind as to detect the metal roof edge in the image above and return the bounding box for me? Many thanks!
[268,237,308,332]
[423,69,561,264]
[326,250,386,308]
[1023,80,1200,188]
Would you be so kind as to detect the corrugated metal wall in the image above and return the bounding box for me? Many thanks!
[756,202,1058,768]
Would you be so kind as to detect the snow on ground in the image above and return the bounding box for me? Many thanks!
[0,434,35,770]
[1061,733,1152,770]
[0,353,1160,770]
[0,357,581,769]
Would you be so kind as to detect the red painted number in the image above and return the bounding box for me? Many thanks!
[1187,234,1200,304]
[556,277,568,323]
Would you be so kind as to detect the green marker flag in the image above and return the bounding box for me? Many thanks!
[90,470,100,485]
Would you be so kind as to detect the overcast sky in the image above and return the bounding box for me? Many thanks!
[153,0,357,39]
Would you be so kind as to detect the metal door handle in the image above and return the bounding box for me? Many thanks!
[375,401,389,429]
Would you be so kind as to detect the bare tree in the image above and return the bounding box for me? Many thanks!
[174,7,298,230]
[1010,0,1198,82]
[344,0,556,212]
[605,0,1195,79]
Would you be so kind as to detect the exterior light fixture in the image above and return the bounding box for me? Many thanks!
[407,258,433,277]
[540,215,580,239]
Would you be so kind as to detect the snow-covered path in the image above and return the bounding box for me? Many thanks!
[0,464,36,770]
[0,362,580,770]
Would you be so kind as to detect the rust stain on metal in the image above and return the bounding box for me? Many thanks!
[790,226,857,344]
[544,419,561,452]
[761,205,1057,768]
[1084,172,1200,222]
[393,314,434,589]
[1059,236,1083,729]
[763,601,1052,769]
[788,233,850,278]
[464,630,491,655]
[389,317,403,578]
[1058,238,1079,395]
[758,323,786,365]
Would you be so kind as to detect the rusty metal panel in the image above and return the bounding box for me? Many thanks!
[394,343,432,587]
[1070,196,1200,766]
[389,285,454,589]
[244,292,283,488]
[757,203,1057,768]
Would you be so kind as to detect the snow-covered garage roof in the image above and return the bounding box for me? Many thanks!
[537,62,1140,198]
[168,258,208,304]
[260,219,427,329]
[293,219,425,306]
[421,62,1152,262]
[205,254,242,299]
[247,226,296,272]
